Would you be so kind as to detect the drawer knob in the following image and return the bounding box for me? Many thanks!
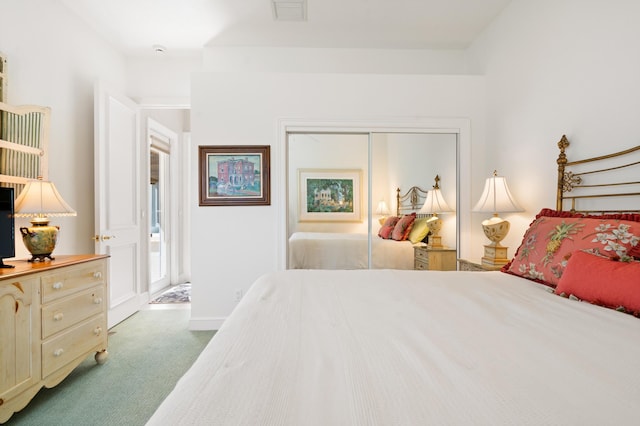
[94,327,103,336]
[93,271,102,279]
[53,313,64,321]
[53,348,64,357]
[93,297,103,304]
[52,281,64,290]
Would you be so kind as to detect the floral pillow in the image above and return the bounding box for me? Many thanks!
[504,212,640,287]
[378,216,399,239]
[391,213,416,241]
[555,250,640,316]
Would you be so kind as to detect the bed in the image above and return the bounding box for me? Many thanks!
[288,185,432,269]
[288,232,415,269]
[147,137,640,425]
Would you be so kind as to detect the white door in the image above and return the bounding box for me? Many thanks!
[94,83,142,328]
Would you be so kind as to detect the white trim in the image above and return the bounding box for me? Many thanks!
[189,317,225,331]
[277,117,472,270]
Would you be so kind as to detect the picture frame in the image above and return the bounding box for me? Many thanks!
[298,169,362,222]
[199,145,270,206]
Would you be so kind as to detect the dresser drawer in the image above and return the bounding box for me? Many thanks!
[414,248,430,263]
[414,259,429,270]
[41,260,107,304]
[41,314,107,377]
[41,285,105,339]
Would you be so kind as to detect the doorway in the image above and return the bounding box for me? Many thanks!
[147,118,178,296]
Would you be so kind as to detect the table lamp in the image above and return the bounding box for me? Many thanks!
[419,175,454,249]
[14,177,76,262]
[472,170,523,267]
[375,200,391,225]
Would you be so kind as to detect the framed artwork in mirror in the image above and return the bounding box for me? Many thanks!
[199,145,270,206]
[298,169,362,222]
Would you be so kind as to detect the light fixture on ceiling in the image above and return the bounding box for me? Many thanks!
[271,0,307,21]
[152,44,167,54]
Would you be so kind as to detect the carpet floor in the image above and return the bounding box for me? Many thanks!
[8,309,215,426]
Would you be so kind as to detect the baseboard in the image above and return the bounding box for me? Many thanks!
[189,316,225,331]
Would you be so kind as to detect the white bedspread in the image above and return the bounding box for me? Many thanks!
[288,232,415,269]
[147,270,640,425]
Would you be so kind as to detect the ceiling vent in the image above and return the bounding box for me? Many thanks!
[271,0,307,21]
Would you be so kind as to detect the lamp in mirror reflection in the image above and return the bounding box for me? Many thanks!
[375,199,391,225]
[472,170,523,267]
[15,177,76,262]
[419,175,454,249]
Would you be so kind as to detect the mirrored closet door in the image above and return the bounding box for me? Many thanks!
[286,131,457,269]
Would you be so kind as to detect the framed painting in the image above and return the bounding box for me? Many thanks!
[199,145,270,206]
[298,169,362,222]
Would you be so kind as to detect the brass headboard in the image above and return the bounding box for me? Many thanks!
[556,135,640,213]
[396,185,428,216]
[396,175,446,216]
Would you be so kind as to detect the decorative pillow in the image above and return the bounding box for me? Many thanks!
[555,250,640,315]
[378,216,399,239]
[534,207,640,222]
[391,213,416,241]
[503,210,639,287]
[407,217,430,244]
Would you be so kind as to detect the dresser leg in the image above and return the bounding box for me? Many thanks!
[95,349,109,365]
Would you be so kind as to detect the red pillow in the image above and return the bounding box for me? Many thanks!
[503,209,640,287]
[378,216,399,239]
[555,250,640,315]
[391,213,416,241]
[535,208,640,222]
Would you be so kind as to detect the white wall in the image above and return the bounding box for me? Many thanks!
[1,0,127,258]
[190,71,484,329]
[203,46,471,75]
[467,0,640,260]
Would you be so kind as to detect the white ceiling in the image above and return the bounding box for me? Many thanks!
[60,0,511,57]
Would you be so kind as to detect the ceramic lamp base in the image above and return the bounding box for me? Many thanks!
[427,235,443,249]
[20,224,59,262]
[481,244,509,267]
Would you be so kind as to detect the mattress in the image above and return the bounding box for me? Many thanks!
[147,269,640,425]
[288,232,415,269]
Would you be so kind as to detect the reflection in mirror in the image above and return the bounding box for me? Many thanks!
[287,132,457,270]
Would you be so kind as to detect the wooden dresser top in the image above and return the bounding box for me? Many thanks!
[0,254,109,279]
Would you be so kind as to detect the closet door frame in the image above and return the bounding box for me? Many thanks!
[277,117,471,271]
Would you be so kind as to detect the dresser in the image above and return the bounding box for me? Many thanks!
[0,255,109,424]
[413,246,457,271]
[458,259,503,271]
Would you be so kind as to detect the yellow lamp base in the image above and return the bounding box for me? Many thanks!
[427,235,444,249]
[481,244,509,267]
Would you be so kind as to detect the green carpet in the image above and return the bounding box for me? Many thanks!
[7,309,215,426]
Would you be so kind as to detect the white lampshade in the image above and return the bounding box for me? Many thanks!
[375,200,390,216]
[472,171,523,214]
[15,178,77,220]
[419,188,454,215]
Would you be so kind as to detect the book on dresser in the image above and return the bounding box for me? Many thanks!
[0,254,109,424]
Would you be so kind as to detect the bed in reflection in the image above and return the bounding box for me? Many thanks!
[147,137,640,425]
[288,185,434,269]
[288,231,416,269]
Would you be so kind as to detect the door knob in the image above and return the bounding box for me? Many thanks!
[91,235,116,242]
